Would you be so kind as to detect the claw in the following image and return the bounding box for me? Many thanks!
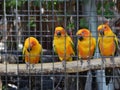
[26,62,35,70]
[26,62,30,69]
[87,59,91,69]
[62,60,66,70]
[31,64,35,69]
[101,56,106,70]
[102,56,106,64]
[80,59,83,66]
[110,56,115,68]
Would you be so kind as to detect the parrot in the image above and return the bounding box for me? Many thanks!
[53,26,75,68]
[76,28,97,90]
[22,37,42,69]
[76,28,96,60]
[97,22,118,85]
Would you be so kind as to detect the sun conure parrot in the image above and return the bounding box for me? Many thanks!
[97,22,118,85]
[76,28,96,60]
[76,28,97,90]
[53,26,75,68]
[23,37,42,69]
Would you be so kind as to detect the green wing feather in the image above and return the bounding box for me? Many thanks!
[114,35,118,56]
[22,46,26,60]
[92,38,97,59]
[53,43,58,55]
[68,36,75,55]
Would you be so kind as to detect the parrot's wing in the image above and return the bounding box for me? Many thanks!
[22,46,26,60]
[92,38,96,58]
[98,37,102,56]
[39,45,43,60]
[68,36,75,55]
[53,43,58,55]
[114,35,119,55]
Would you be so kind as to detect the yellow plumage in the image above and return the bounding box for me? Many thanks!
[98,23,118,56]
[23,37,42,65]
[97,23,118,85]
[76,29,96,59]
[53,26,75,61]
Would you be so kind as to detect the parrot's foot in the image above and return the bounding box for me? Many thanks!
[80,59,83,66]
[31,64,35,69]
[26,62,30,70]
[101,57,106,69]
[87,60,91,69]
[26,62,35,70]
[101,57,106,64]
[62,60,66,70]
[110,57,115,68]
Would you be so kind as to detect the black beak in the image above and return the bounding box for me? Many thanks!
[27,46,32,52]
[57,32,61,37]
[78,35,83,41]
[99,30,104,36]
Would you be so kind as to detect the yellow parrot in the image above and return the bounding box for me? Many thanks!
[76,29,97,90]
[76,28,96,60]
[97,22,118,85]
[53,26,75,67]
[23,37,42,69]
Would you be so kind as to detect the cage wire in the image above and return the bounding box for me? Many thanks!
[0,0,119,90]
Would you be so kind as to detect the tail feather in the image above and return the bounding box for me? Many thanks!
[114,68,120,89]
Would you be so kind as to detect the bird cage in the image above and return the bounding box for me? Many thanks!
[0,0,119,90]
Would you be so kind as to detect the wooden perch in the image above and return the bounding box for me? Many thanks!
[0,57,120,75]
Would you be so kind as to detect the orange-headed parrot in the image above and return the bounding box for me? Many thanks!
[23,37,42,69]
[76,28,97,90]
[53,26,75,67]
[76,28,96,60]
[97,22,118,85]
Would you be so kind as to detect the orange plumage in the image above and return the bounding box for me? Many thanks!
[76,29,96,59]
[97,23,118,85]
[53,26,75,61]
[23,37,42,64]
[97,23,118,56]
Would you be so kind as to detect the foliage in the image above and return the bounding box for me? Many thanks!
[79,18,88,29]
[6,0,26,8]
[27,17,36,28]
[67,22,75,30]
[97,1,115,19]
[30,0,58,10]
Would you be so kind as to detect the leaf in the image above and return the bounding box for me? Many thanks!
[67,23,74,29]
[109,2,115,7]
[97,9,102,15]
[79,18,88,29]
[104,10,114,19]
[6,0,26,8]
[97,1,102,10]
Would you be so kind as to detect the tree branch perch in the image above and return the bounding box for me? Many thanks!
[0,57,120,75]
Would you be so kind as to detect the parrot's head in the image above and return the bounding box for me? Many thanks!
[76,29,91,41]
[97,23,111,36]
[54,26,66,37]
[25,37,37,52]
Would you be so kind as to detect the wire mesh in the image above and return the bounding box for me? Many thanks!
[0,0,119,90]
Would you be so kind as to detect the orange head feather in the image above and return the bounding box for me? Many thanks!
[54,26,66,37]
[97,23,112,36]
[24,37,38,52]
[76,29,91,41]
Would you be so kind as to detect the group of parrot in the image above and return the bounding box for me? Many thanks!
[22,22,118,86]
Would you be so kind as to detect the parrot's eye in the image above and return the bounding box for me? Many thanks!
[27,47,32,52]
[56,31,61,36]
[81,32,84,35]
[104,26,107,30]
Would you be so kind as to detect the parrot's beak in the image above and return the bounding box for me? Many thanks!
[99,30,104,36]
[57,31,61,37]
[78,35,83,41]
[27,46,32,52]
